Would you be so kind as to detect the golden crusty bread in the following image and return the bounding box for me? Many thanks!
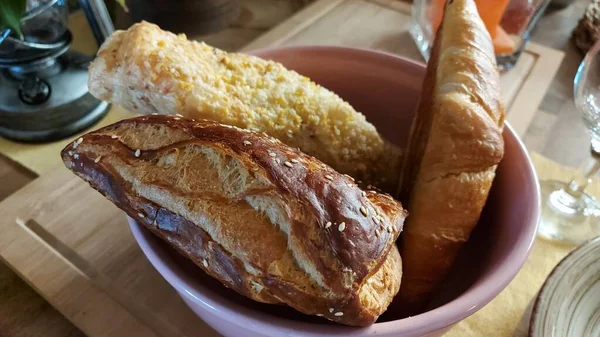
[60,115,407,326]
[87,22,401,192]
[396,0,505,314]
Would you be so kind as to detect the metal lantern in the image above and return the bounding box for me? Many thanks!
[0,0,114,142]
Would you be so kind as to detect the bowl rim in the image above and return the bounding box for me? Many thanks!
[128,45,541,336]
[246,43,428,69]
[528,236,600,336]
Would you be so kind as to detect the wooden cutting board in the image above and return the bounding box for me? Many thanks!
[0,1,564,336]
[0,165,220,337]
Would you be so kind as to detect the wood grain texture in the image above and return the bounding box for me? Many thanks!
[0,157,84,337]
[524,1,591,168]
[0,166,220,337]
[0,156,35,201]
[0,262,84,337]
[505,43,564,136]
[113,0,315,52]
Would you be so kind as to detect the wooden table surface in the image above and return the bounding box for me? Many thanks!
[524,1,590,169]
[0,1,591,335]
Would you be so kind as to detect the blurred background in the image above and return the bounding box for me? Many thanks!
[0,0,598,336]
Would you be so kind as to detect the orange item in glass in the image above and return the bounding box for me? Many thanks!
[473,0,510,38]
[428,0,446,35]
[492,26,516,55]
[501,0,534,34]
[428,0,515,55]
[428,0,514,42]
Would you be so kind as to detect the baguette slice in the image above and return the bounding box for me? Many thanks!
[87,21,401,192]
[61,115,407,326]
[396,0,505,314]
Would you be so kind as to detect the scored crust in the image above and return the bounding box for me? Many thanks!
[61,115,406,326]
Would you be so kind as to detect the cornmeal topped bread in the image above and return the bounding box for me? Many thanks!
[87,21,402,192]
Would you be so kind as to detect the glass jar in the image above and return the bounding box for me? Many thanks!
[22,0,69,44]
[0,0,69,60]
[409,0,551,71]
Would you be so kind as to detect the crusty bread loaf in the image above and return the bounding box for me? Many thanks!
[396,0,505,314]
[87,22,401,192]
[61,115,407,326]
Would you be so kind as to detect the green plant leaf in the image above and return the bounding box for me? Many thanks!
[115,0,128,12]
[0,0,26,38]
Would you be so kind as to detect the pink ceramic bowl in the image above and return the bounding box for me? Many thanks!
[127,46,540,337]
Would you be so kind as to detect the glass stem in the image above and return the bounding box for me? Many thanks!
[564,149,600,199]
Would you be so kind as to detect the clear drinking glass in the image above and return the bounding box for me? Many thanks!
[537,40,600,245]
[410,0,551,71]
